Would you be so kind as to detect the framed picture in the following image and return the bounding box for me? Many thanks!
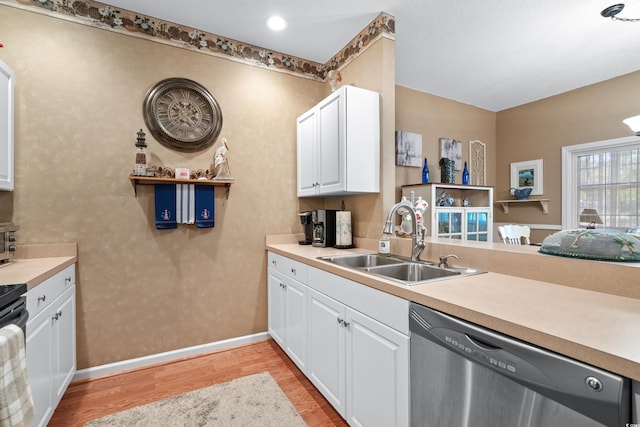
[510,159,543,195]
[396,131,422,167]
[439,138,462,170]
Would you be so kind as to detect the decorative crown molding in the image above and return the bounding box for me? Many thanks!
[1,0,395,82]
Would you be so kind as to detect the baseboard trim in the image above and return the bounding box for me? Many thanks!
[73,332,270,382]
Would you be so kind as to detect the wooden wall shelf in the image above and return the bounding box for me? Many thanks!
[495,199,549,214]
[129,176,233,198]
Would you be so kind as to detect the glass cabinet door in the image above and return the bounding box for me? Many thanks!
[465,208,490,241]
[436,209,463,239]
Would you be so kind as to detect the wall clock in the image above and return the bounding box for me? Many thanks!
[143,78,223,152]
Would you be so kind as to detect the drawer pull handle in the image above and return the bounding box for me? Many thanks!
[38,295,46,303]
[272,259,277,266]
[65,276,72,283]
[53,310,62,320]
[291,268,296,275]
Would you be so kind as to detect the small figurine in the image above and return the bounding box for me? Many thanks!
[133,129,148,176]
[209,138,233,180]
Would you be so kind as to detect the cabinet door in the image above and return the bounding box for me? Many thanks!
[267,268,286,347]
[346,308,409,427]
[0,59,14,191]
[283,277,307,372]
[26,306,55,427]
[465,208,491,241]
[317,90,345,194]
[297,108,318,197]
[435,208,464,239]
[307,288,347,417]
[52,285,76,403]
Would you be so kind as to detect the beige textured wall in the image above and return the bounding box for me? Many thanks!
[0,6,327,368]
[395,86,497,192]
[496,71,640,242]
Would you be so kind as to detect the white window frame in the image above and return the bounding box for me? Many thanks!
[562,135,640,229]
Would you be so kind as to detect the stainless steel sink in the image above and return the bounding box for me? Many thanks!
[318,253,406,268]
[318,253,484,285]
[366,263,459,282]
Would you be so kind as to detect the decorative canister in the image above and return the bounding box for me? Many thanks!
[439,158,455,183]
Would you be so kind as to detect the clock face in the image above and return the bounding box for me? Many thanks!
[143,78,223,152]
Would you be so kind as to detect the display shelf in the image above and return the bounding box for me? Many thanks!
[401,183,493,242]
[495,199,549,214]
[129,175,233,198]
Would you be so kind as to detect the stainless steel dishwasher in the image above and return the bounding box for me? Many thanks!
[409,302,633,427]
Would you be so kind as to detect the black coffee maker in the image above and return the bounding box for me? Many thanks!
[298,211,313,245]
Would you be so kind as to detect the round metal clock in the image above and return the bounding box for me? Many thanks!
[143,78,223,152]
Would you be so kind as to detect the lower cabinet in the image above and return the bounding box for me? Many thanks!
[26,264,76,427]
[267,252,409,427]
[267,253,308,372]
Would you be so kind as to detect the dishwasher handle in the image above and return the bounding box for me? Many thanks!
[465,334,501,351]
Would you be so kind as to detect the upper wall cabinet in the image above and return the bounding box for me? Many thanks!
[297,85,380,197]
[0,59,14,191]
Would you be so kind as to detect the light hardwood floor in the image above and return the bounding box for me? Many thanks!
[49,339,347,426]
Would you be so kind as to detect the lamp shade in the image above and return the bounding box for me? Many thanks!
[580,208,603,229]
[623,115,640,135]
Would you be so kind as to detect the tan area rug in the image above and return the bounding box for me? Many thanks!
[84,372,307,427]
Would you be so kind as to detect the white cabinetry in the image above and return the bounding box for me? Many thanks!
[267,252,308,372]
[0,59,14,191]
[307,267,409,427]
[402,183,493,242]
[26,264,76,427]
[297,85,380,197]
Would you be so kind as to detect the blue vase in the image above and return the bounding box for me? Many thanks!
[462,161,470,185]
[422,158,430,184]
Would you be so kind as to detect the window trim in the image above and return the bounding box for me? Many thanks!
[562,135,640,229]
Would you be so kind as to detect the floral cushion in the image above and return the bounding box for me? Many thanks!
[539,229,640,262]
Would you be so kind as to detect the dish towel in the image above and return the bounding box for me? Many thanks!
[195,186,215,228]
[0,325,34,427]
[154,184,177,229]
[176,184,195,224]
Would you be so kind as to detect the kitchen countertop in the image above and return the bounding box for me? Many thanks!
[0,243,77,290]
[266,235,640,382]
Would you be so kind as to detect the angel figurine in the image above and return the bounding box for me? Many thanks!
[209,138,233,180]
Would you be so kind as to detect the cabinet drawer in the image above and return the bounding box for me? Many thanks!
[268,252,307,283]
[27,264,75,318]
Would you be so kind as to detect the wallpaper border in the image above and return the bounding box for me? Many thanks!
[0,0,395,82]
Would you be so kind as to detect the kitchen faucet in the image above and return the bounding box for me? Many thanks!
[382,197,426,262]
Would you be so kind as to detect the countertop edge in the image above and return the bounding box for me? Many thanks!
[1,243,78,290]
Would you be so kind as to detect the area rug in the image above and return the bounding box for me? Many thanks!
[84,371,307,427]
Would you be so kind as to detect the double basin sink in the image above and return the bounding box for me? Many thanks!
[318,253,484,286]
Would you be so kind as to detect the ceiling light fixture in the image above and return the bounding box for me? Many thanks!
[266,16,287,31]
[600,3,640,21]
[623,115,640,136]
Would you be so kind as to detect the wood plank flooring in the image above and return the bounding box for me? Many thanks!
[49,339,347,426]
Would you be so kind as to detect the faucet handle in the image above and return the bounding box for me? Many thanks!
[438,254,459,268]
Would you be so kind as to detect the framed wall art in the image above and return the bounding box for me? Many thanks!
[510,159,543,195]
[396,131,422,167]
[440,138,462,170]
[469,140,486,185]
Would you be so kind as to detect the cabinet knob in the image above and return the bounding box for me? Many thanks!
[280,282,286,289]
[337,318,343,325]
[342,321,350,328]
[290,267,296,275]
[272,259,277,266]
[37,295,46,303]
[53,310,62,320]
[65,276,72,283]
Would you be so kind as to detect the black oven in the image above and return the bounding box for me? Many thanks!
[0,283,28,339]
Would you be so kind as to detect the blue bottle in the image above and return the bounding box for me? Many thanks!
[462,161,470,185]
[422,158,430,184]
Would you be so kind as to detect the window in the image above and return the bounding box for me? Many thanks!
[562,136,640,229]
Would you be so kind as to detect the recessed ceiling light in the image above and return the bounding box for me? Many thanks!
[266,15,287,31]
